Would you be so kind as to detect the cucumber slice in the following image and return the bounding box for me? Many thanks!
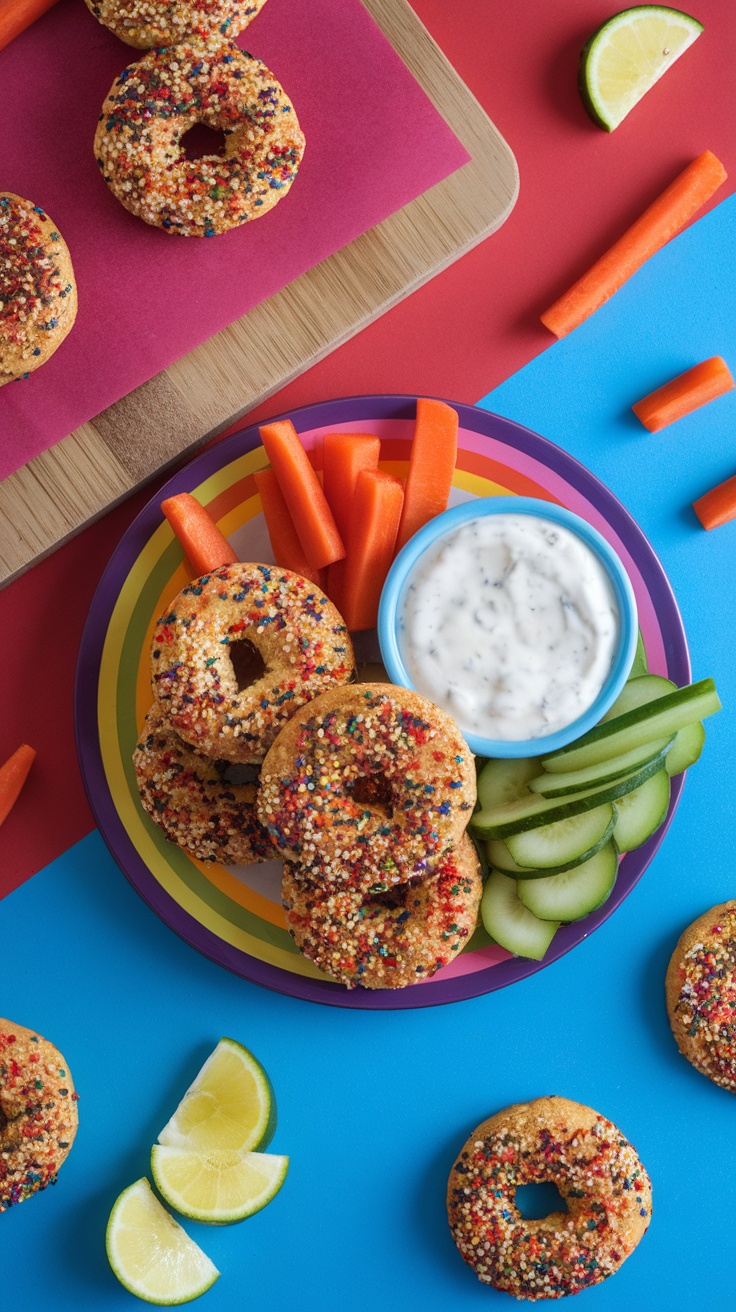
[481,871,559,960]
[527,736,672,796]
[542,679,720,774]
[486,827,614,878]
[602,673,675,721]
[612,770,670,851]
[665,720,705,775]
[470,754,668,840]
[477,757,538,812]
[518,842,618,922]
[629,629,649,678]
[506,804,614,870]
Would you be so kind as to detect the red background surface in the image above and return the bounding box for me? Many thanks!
[1,0,733,896]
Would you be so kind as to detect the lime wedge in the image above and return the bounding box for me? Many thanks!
[151,1145,289,1225]
[158,1039,276,1154]
[106,1178,219,1305]
[579,6,703,131]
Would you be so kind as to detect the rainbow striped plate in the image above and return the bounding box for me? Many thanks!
[75,396,689,1009]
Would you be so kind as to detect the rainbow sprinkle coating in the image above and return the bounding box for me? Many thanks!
[666,901,736,1091]
[0,1021,78,1211]
[447,1097,652,1301]
[84,0,268,49]
[94,40,305,237]
[0,194,77,385]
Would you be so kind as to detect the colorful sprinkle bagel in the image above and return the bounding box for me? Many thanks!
[94,41,305,237]
[133,704,272,864]
[84,0,268,49]
[151,563,355,764]
[0,194,77,386]
[282,834,482,989]
[0,1020,79,1211]
[447,1097,652,1301]
[257,683,476,894]
[666,900,736,1092]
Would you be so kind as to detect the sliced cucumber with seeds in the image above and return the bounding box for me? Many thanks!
[481,871,559,960]
[528,736,672,797]
[506,803,614,870]
[486,824,613,878]
[518,842,618,922]
[542,679,720,774]
[602,673,675,721]
[477,757,538,812]
[665,720,705,775]
[612,770,670,851]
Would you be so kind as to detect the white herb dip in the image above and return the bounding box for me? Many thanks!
[397,513,620,742]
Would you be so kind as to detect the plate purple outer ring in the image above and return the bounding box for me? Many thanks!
[74,396,689,1011]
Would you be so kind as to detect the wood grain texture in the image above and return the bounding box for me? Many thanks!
[0,0,518,587]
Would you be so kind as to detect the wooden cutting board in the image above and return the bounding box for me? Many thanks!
[0,0,518,587]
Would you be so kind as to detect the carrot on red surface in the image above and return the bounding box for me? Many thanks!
[541,151,728,339]
[322,433,380,544]
[0,0,60,51]
[259,420,345,571]
[161,492,238,577]
[394,398,458,553]
[0,744,36,827]
[632,356,734,432]
[693,471,736,530]
[254,468,325,588]
[328,469,404,631]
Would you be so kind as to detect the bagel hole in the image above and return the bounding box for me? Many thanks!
[229,638,266,691]
[346,773,394,819]
[181,124,228,160]
[219,761,261,787]
[515,1182,568,1220]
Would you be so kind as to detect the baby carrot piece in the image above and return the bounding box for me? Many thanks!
[322,433,380,544]
[161,493,238,576]
[259,420,345,570]
[541,151,728,338]
[693,472,736,530]
[394,398,458,553]
[329,470,404,631]
[632,357,735,432]
[0,745,36,827]
[0,0,60,52]
[254,468,325,588]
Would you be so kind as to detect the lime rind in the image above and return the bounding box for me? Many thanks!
[158,1038,276,1154]
[106,1178,220,1306]
[151,1144,289,1225]
[579,6,704,131]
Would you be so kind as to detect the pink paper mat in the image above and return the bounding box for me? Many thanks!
[0,0,469,480]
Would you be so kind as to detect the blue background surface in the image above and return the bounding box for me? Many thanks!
[3,197,736,1309]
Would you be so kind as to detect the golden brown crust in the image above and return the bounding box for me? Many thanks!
[282,834,482,989]
[94,41,304,237]
[0,195,77,386]
[0,1020,78,1211]
[666,900,736,1091]
[447,1097,651,1301]
[257,682,476,894]
[84,0,268,48]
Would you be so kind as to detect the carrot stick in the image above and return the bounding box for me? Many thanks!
[394,398,458,553]
[259,420,345,570]
[693,471,736,530]
[0,745,36,827]
[254,468,325,588]
[161,493,238,577]
[328,470,404,631]
[541,151,728,339]
[0,0,60,51]
[632,356,734,432]
[322,433,380,543]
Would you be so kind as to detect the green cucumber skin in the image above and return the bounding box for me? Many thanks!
[528,737,672,797]
[506,809,615,873]
[602,673,674,722]
[486,818,614,878]
[517,842,618,922]
[629,630,649,679]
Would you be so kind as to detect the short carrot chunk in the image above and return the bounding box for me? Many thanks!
[161,493,238,577]
[328,470,404,631]
[632,356,734,432]
[259,420,345,570]
[0,744,36,827]
[394,398,458,553]
[254,467,325,588]
[693,472,736,531]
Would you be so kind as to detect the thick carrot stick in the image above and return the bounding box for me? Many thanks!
[328,470,404,631]
[632,356,734,432]
[693,472,736,530]
[259,420,345,570]
[322,433,380,544]
[254,468,325,588]
[161,493,238,577]
[0,0,60,51]
[541,151,728,338]
[394,398,458,553]
[0,744,36,827]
